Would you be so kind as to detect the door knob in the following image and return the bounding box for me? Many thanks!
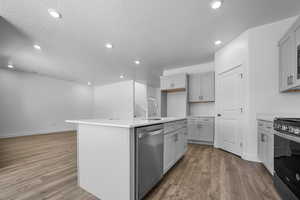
[217,114,222,117]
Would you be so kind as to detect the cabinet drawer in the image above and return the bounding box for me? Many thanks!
[188,117,214,124]
[164,120,187,134]
[176,120,187,128]
[257,120,273,133]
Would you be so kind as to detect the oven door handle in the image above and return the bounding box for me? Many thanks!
[274,131,300,143]
[139,130,163,139]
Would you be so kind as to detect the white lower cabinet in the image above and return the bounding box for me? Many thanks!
[163,120,187,174]
[188,117,214,144]
[176,128,187,160]
[257,120,274,175]
[164,133,176,172]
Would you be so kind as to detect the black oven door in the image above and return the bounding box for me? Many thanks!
[274,132,300,200]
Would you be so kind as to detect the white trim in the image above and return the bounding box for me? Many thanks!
[241,153,260,162]
[0,128,76,138]
[214,147,260,163]
[215,65,245,157]
[217,64,243,76]
[188,140,213,146]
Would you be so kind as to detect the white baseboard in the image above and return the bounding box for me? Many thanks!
[242,153,260,162]
[213,145,260,163]
[188,140,213,146]
[0,128,76,139]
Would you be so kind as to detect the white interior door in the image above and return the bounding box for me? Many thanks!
[216,66,243,156]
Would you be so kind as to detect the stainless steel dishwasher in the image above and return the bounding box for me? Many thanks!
[135,124,164,200]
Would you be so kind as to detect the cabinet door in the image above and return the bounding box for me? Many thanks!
[176,130,185,159]
[199,72,215,102]
[172,74,186,89]
[295,25,300,83]
[189,74,201,102]
[187,119,198,140]
[267,133,274,174]
[279,33,295,91]
[160,76,168,90]
[163,133,176,173]
[183,128,188,153]
[161,74,186,90]
[262,133,268,168]
[198,122,214,142]
[257,131,264,162]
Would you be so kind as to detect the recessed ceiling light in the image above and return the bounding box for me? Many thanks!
[120,74,124,79]
[7,64,14,69]
[211,0,223,10]
[105,43,113,49]
[48,8,62,19]
[134,60,141,65]
[33,44,41,50]
[215,40,222,46]
[87,82,92,86]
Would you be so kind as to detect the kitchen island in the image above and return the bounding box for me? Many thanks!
[66,117,187,200]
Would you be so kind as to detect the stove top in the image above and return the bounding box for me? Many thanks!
[274,118,300,136]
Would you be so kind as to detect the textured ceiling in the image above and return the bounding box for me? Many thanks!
[0,0,300,86]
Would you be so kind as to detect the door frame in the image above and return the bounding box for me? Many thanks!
[214,63,246,157]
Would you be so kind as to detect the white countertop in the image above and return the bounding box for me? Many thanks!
[66,117,186,128]
[257,113,300,122]
[188,115,215,118]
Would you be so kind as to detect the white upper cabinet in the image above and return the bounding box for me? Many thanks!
[279,17,300,92]
[188,74,201,101]
[188,72,215,102]
[160,74,187,92]
[200,72,215,102]
[160,76,168,91]
[295,25,300,85]
[279,33,295,91]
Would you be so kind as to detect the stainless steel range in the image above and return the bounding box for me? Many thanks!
[274,118,300,200]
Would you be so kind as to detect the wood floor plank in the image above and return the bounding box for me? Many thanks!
[0,132,280,200]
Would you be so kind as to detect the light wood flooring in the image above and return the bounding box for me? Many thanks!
[0,131,280,200]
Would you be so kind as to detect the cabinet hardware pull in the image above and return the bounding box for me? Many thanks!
[287,75,294,86]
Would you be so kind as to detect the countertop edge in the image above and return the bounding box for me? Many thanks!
[66,120,132,128]
[66,117,187,128]
[188,115,215,118]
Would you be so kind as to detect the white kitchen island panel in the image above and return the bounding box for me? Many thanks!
[77,124,135,200]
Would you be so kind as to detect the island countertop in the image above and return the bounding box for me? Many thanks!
[66,117,186,128]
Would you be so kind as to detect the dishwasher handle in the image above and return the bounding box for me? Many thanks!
[138,129,163,139]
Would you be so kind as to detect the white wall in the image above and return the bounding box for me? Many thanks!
[134,82,147,118]
[146,85,161,118]
[163,62,215,116]
[215,16,300,162]
[0,69,93,138]
[93,80,135,119]
[166,91,187,117]
[247,16,299,158]
[248,17,298,114]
